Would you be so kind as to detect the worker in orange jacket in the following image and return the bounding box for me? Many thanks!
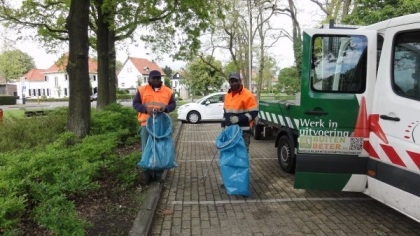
[133,70,176,185]
[223,72,259,153]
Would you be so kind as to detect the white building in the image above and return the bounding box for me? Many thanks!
[16,55,98,99]
[170,71,189,99]
[0,76,17,96]
[117,57,165,94]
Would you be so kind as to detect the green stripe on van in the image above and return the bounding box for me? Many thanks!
[294,172,352,190]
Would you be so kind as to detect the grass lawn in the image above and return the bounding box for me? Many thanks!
[2,109,25,119]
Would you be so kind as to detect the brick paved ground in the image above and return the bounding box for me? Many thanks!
[150,123,420,236]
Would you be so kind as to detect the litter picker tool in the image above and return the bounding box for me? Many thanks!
[200,148,219,182]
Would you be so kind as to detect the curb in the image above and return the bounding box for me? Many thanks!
[0,104,51,110]
[129,121,183,236]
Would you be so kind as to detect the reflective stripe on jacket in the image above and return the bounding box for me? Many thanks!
[137,85,173,126]
[223,87,258,131]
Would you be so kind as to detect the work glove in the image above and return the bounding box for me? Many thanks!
[230,115,239,124]
[146,107,157,115]
[157,105,166,113]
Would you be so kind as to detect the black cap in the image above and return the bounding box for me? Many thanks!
[228,72,240,80]
[149,70,162,78]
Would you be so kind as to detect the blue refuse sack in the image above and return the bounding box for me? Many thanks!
[137,113,178,170]
[216,125,250,197]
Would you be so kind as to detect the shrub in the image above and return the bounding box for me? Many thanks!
[116,94,133,100]
[0,105,142,234]
[0,96,17,105]
[90,103,138,137]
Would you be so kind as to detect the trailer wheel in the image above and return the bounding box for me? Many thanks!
[277,135,295,173]
[252,124,263,140]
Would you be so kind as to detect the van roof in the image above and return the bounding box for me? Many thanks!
[361,13,420,31]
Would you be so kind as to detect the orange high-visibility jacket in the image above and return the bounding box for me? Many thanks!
[223,87,258,131]
[136,85,173,126]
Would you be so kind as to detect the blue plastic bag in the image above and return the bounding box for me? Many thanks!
[138,113,178,170]
[216,125,250,197]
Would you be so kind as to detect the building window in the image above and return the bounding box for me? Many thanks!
[65,74,68,80]
[47,89,50,96]
[42,89,46,96]
[29,90,32,96]
[121,82,125,87]
[45,76,48,81]
[127,67,132,73]
[64,88,68,96]
[54,77,58,87]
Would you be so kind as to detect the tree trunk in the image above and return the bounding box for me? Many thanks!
[288,0,302,78]
[245,0,252,90]
[94,0,110,110]
[257,6,264,100]
[66,0,90,138]
[342,0,352,19]
[108,29,117,103]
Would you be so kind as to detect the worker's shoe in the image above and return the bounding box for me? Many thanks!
[152,170,164,181]
[140,170,152,186]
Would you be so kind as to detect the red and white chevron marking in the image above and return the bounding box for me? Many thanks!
[364,136,420,171]
[354,96,420,172]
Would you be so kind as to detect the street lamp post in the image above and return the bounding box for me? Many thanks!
[247,0,252,91]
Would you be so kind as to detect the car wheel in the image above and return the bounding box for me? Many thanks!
[187,111,201,123]
[277,135,295,173]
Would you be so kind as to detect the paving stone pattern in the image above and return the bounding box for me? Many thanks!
[151,123,420,236]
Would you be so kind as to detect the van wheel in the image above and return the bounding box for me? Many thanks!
[187,111,201,124]
[252,124,263,140]
[277,135,295,173]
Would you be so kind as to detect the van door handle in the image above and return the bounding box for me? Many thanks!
[380,115,400,121]
[304,110,328,116]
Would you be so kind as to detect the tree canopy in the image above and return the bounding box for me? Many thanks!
[0,0,214,136]
[342,0,420,25]
[0,49,34,82]
[162,65,173,78]
[183,56,225,96]
[277,66,300,95]
[162,65,173,88]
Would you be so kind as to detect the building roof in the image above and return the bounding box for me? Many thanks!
[128,57,165,76]
[171,71,184,80]
[23,68,47,81]
[23,53,98,81]
[44,54,98,74]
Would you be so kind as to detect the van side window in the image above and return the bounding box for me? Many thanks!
[311,35,367,93]
[393,31,420,100]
